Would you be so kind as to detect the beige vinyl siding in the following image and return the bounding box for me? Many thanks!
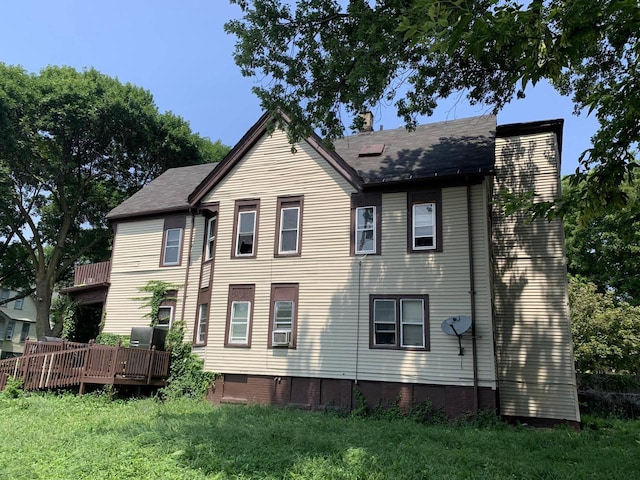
[355,185,495,387]
[200,128,496,389]
[182,215,206,342]
[493,132,580,422]
[104,218,192,335]
[201,129,358,376]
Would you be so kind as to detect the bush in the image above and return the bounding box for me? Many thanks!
[95,333,129,347]
[0,377,24,399]
[569,276,640,373]
[159,319,215,400]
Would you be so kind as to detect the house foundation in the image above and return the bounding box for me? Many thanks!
[206,373,498,418]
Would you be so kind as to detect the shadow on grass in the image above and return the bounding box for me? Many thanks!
[113,402,639,479]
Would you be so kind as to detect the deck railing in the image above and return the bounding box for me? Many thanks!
[73,261,111,286]
[0,339,170,392]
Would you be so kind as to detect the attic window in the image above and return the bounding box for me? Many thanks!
[358,143,385,157]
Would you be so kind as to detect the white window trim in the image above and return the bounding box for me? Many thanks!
[157,306,174,330]
[355,206,377,254]
[205,216,216,261]
[278,206,300,254]
[373,298,397,346]
[13,297,24,310]
[400,298,426,348]
[196,303,208,344]
[236,210,257,256]
[229,300,251,344]
[412,203,436,251]
[273,300,294,331]
[163,228,183,265]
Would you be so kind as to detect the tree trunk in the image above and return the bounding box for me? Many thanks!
[34,276,54,339]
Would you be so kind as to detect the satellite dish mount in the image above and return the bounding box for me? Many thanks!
[441,315,472,356]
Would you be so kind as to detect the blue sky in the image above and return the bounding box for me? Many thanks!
[1,0,598,175]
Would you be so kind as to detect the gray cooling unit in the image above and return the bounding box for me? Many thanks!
[129,327,167,351]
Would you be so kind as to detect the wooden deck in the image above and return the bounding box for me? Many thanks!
[0,339,171,394]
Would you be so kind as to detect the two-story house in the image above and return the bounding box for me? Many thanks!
[70,112,580,426]
[0,288,37,359]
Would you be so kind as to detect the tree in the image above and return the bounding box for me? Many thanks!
[569,276,640,373]
[226,0,639,216]
[563,175,640,305]
[0,64,229,337]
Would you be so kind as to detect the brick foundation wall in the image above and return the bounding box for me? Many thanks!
[206,373,497,418]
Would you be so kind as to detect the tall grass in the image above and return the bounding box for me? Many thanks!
[1,393,639,479]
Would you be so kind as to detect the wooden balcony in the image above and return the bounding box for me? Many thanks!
[61,261,111,305]
[0,339,170,394]
[73,261,111,286]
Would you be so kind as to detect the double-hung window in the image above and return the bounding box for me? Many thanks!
[275,196,303,256]
[370,294,429,350]
[195,303,208,345]
[163,229,182,264]
[161,216,185,266]
[0,288,9,307]
[269,283,299,348]
[5,321,15,341]
[412,203,436,250]
[14,297,24,310]
[225,285,254,347]
[156,306,173,329]
[408,190,442,253]
[233,200,260,258]
[355,206,376,254]
[205,215,217,261]
[351,193,381,255]
[20,323,30,342]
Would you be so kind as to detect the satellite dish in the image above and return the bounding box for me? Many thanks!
[441,315,472,356]
[441,315,472,336]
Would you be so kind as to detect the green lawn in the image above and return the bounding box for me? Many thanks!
[0,393,638,479]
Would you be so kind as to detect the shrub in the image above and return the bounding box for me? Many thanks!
[0,376,24,399]
[159,319,215,400]
[569,276,640,373]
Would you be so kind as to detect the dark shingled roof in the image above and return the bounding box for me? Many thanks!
[107,115,499,220]
[106,163,218,220]
[333,115,496,184]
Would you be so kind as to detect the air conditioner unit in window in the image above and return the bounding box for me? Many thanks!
[272,329,292,347]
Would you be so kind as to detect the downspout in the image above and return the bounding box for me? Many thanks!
[180,210,196,325]
[467,184,480,414]
[355,256,366,385]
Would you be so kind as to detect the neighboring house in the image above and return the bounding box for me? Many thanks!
[67,112,580,426]
[0,287,37,359]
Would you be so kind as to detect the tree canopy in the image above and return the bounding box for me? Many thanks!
[563,175,640,305]
[0,64,229,337]
[226,0,639,216]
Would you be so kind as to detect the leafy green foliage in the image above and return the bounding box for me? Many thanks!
[0,376,24,399]
[227,0,639,218]
[0,64,229,337]
[133,280,214,399]
[95,332,130,347]
[160,318,216,401]
[569,276,640,373]
[563,176,640,305]
[133,280,181,326]
[160,338,216,401]
[52,295,81,340]
[1,396,640,478]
